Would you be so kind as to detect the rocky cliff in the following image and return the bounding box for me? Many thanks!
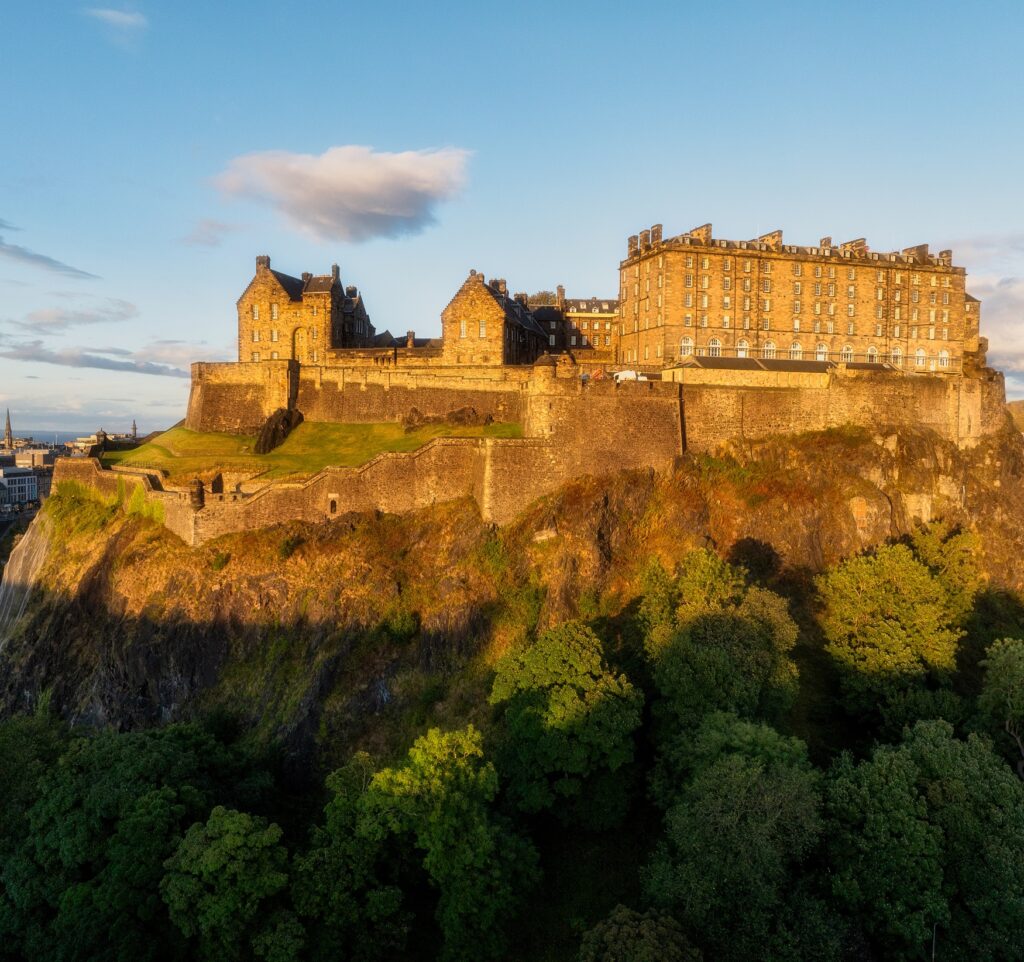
[2,421,1023,771]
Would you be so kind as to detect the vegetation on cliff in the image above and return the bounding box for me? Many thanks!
[3,423,1024,961]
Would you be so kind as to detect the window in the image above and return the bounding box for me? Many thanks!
[875,323,883,336]
[762,261,772,273]
[814,265,822,278]
[762,298,771,311]
[701,256,710,269]
[841,345,854,363]
[460,318,467,338]
[891,347,903,366]
[685,274,694,288]
[737,339,749,358]
[312,350,319,363]
[867,346,878,363]
[761,278,771,293]
[684,313,693,327]
[723,276,732,291]
[847,285,855,299]
[252,305,260,320]
[701,294,709,308]
[794,300,801,313]
[685,254,694,268]
[722,314,731,328]
[723,258,732,271]
[915,348,926,368]
[571,335,577,346]
[680,336,694,356]
[644,345,650,360]
[684,293,693,307]
[762,317,771,331]
[701,275,710,289]
[793,263,803,276]
[479,320,486,338]
[743,259,752,273]
[794,281,802,295]
[271,329,279,342]
[816,343,828,361]
[251,351,260,362]
[723,295,732,309]
[252,330,260,342]
[790,342,803,360]
[814,282,822,296]
[548,334,555,346]
[814,302,822,316]
[762,340,777,359]
[847,268,856,280]
[939,349,950,369]
[894,324,901,338]
[847,303,855,317]
[793,318,801,332]
[582,335,589,346]
[271,351,279,359]
[708,337,722,357]
[271,304,279,320]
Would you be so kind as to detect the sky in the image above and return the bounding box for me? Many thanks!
[2,0,1023,433]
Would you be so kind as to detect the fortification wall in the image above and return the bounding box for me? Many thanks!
[296,367,527,424]
[672,369,1005,452]
[186,361,297,435]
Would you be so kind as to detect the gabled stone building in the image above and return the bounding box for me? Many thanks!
[530,286,619,357]
[237,255,374,365]
[440,270,547,366]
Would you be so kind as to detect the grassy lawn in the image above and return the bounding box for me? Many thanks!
[102,421,522,482]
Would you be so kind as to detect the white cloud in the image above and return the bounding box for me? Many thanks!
[84,8,147,31]
[0,336,225,378]
[13,298,137,333]
[0,235,98,279]
[181,218,240,248]
[214,145,470,242]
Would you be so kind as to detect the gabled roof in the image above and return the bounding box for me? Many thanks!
[270,270,305,300]
[303,275,336,294]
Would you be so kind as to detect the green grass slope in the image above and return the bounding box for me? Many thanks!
[102,420,521,481]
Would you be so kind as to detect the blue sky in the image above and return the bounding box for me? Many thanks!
[2,0,1023,432]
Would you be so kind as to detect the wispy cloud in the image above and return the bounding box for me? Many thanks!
[84,8,148,31]
[181,218,240,248]
[214,144,470,242]
[12,298,137,333]
[0,218,20,231]
[0,340,189,378]
[0,236,98,279]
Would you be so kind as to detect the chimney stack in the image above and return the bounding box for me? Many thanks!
[331,264,340,282]
[556,284,565,309]
[627,234,639,257]
[406,330,415,348]
[639,229,651,251]
[819,236,832,248]
[650,223,663,245]
[301,272,312,282]
[256,255,270,270]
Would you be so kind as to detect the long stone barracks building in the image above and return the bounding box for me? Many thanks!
[54,234,1008,546]
[617,223,982,373]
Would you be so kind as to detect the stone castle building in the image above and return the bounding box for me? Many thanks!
[617,223,982,373]
[238,256,375,365]
[530,286,619,359]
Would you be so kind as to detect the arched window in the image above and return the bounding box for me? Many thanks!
[816,342,828,361]
[680,336,694,357]
[915,348,926,368]
[762,340,777,359]
[939,349,950,369]
[737,338,749,358]
[891,347,903,367]
[841,345,853,363]
[708,337,722,358]
[867,346,879,363]
[790,342,803,360]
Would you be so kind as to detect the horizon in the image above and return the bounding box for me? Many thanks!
[2,0,1023,430]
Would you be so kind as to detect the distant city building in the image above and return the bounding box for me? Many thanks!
[15,449,55,468]
[0,467,38,505]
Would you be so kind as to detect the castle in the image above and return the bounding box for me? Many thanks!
[57,224,1007,545]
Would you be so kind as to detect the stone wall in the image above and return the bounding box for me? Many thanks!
[186,360,298,435]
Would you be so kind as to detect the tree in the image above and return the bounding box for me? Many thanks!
[908,520,982,626]
[815,544,962,711]
[578,904,701,962]
[651,711,810,809]
[161,806,294,962]
[1,723,266,962]
[361,726,538,962]
[489,622,643,821]
[291,753,408,961]
[979,637,1024,776]
[643,746,822,962]
[648,586,799,731]
[826,720,1024,961]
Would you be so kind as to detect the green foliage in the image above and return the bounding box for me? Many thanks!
[292,754,408,961]
[489,622,643,821]
[278,534,304,560]
[210,550,231,572]
[0,723,268,962]
[651,711,810,809]
[161,806,294,962]
[362,726,538,961]
[979,637,1024,770]
[815,544,963,711]
[908,520,982,626]
[826,720,1024,961]
[577,904,701,962]
[643,740,823,962]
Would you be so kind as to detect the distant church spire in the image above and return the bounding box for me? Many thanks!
[3,409,11,449]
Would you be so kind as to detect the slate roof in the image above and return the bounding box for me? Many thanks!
[270,270,305,300]
[565,297,620,313]
[481,282,548,341]
[303,275,336,294]
[675,356,897,374]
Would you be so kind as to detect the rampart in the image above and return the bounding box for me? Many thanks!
[62,362,1008,547]
[186,360,298,434]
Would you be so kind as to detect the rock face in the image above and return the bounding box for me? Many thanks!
[2,423,1023,770]
[255,407,303,454]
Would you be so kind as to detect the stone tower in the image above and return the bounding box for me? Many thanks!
[3,409,11,449]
